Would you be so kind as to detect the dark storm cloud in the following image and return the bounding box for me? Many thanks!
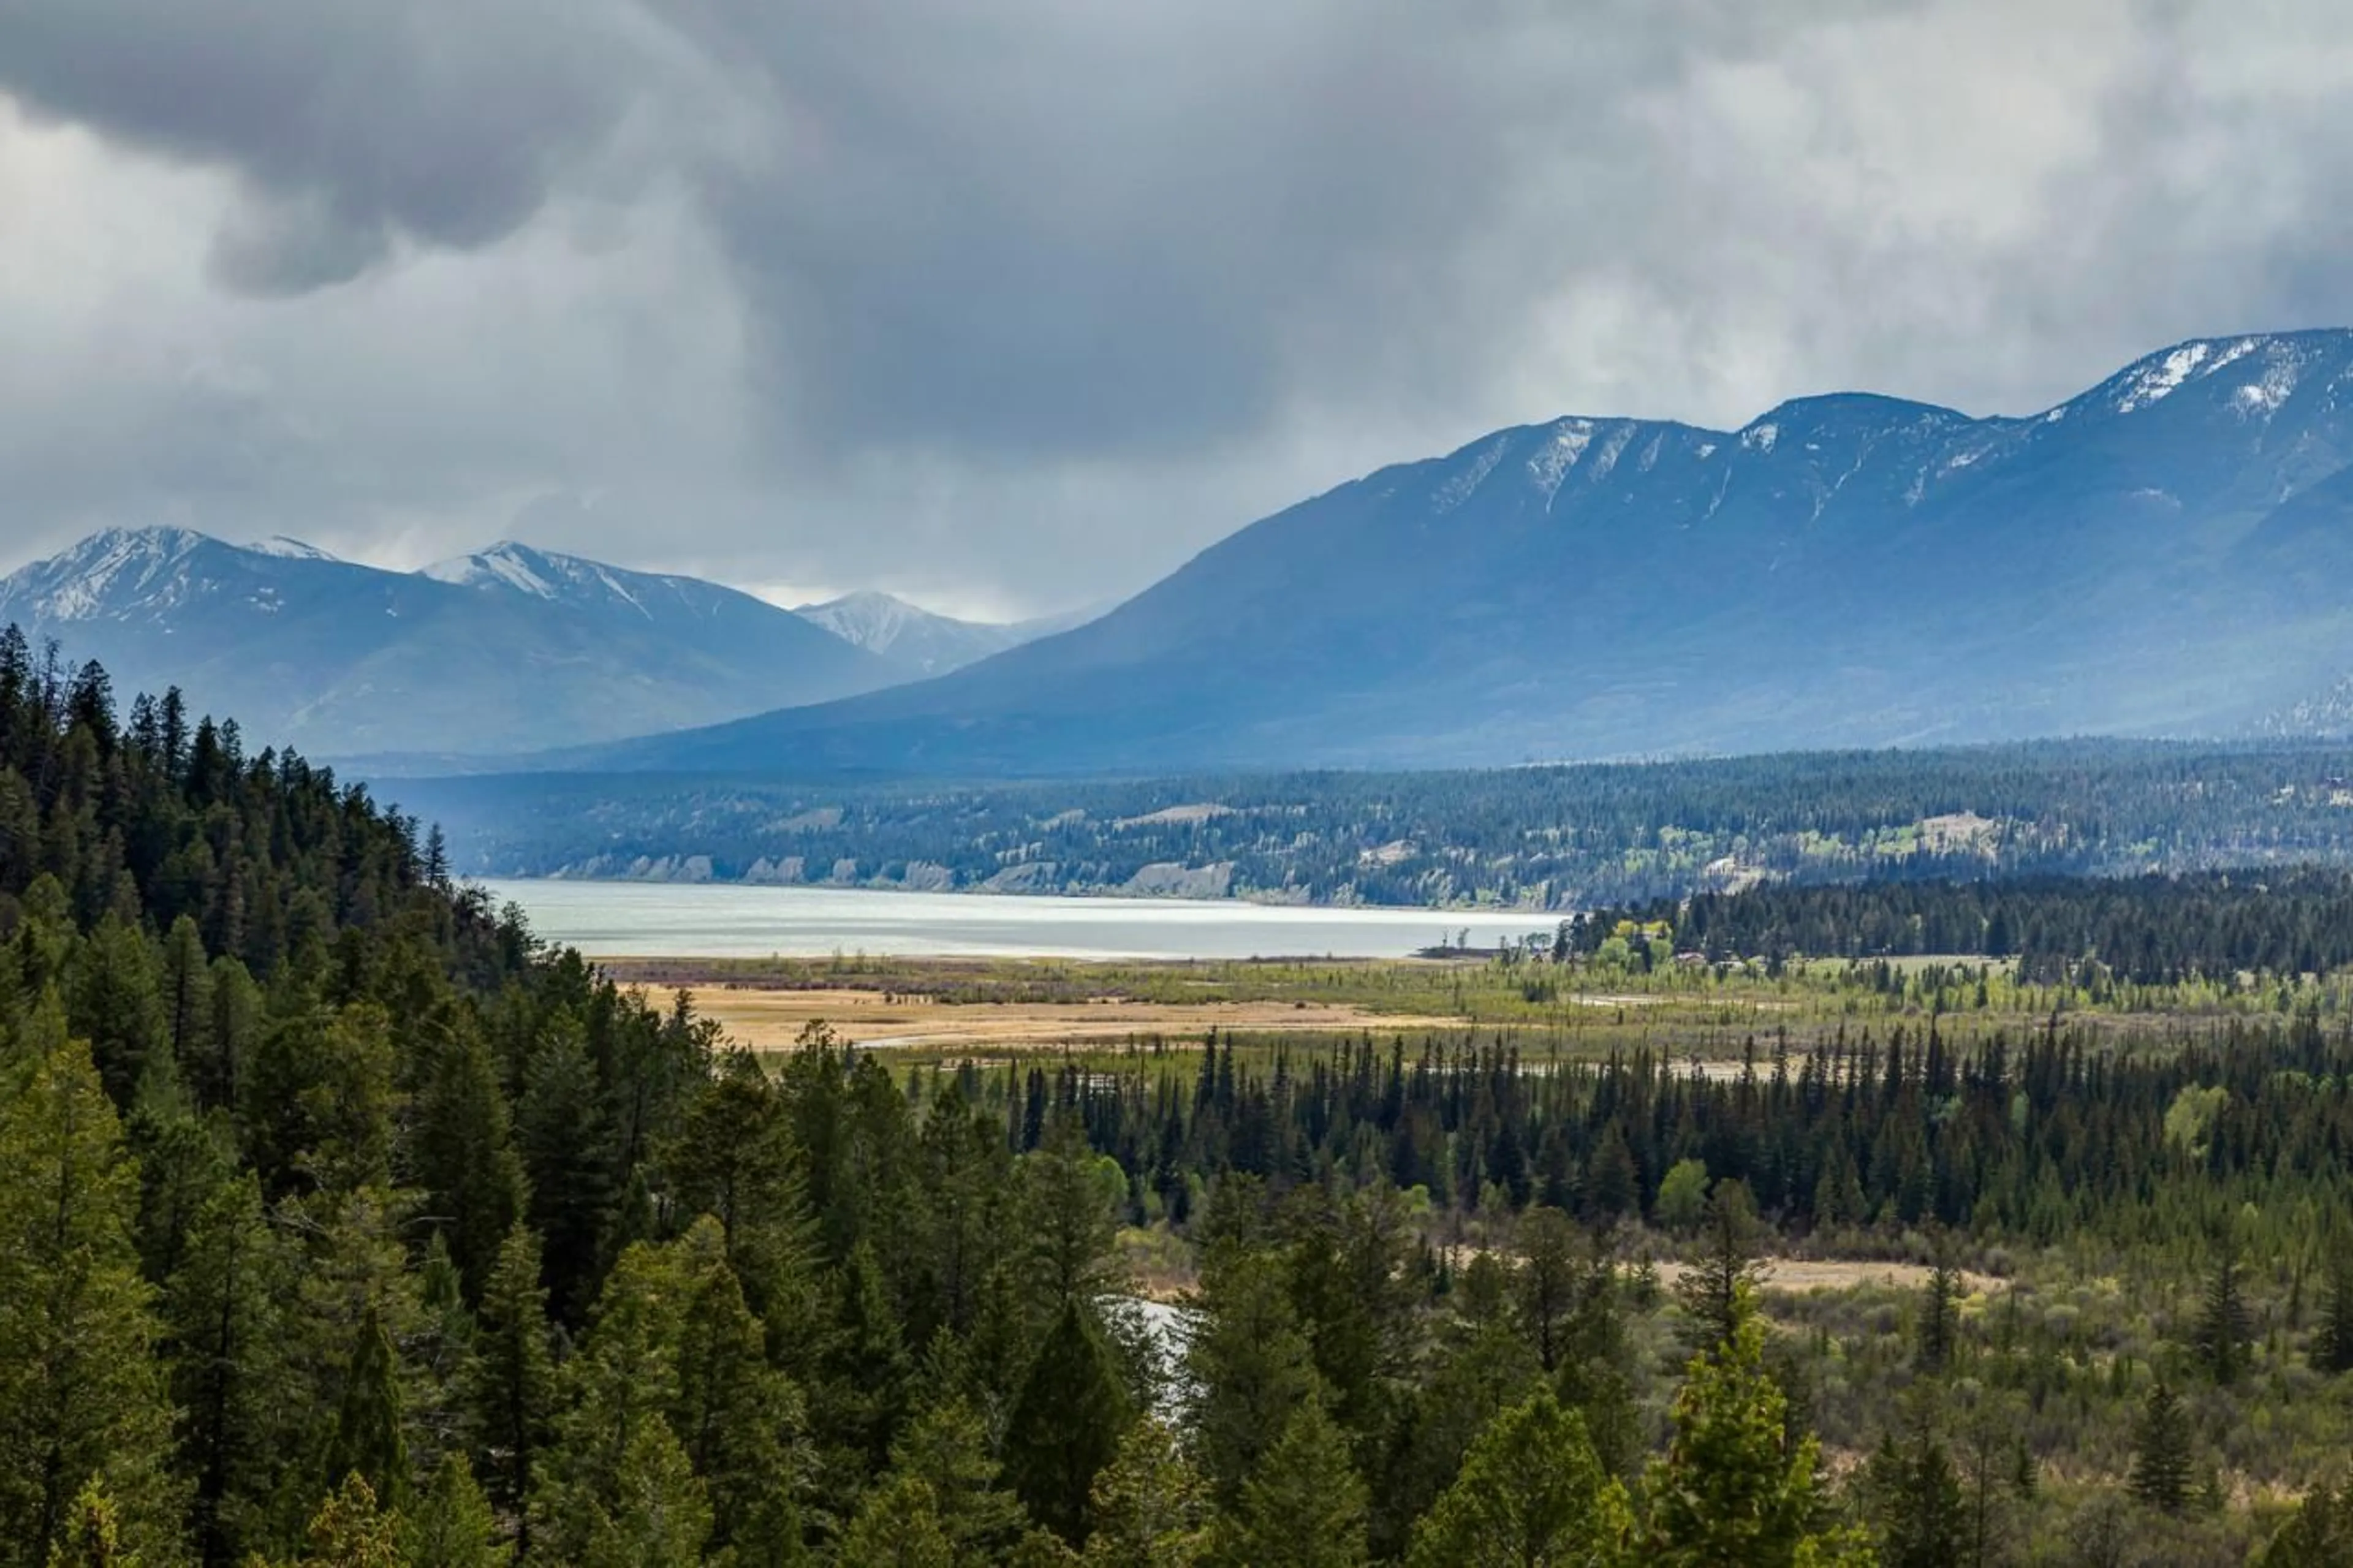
[4,0,2353,612]
[0,0,659,292]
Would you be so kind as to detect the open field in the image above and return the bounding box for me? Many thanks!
[678,983,1471,1051]
[596,947,2314,1068]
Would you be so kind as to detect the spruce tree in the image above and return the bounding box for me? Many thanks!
[579,1414,712,1568]
[1082,1417,1208,1568]
[319,1306,409,1513]
[409,1028,525,1298]
[1916,1242,1961,1375]
[892,1396,1029,1562]
[515,1021,617,1327]
[666,1217,807,1565]
[2126,1382,2192,1516]
[1406,1387,1631,1568]
[1672,1182,1766,1352]
[1645,1287,1870,1567]
[838,1475,957,1568]
[528,1241,689,1564]
[400,1456,509,1568]
[466,1225,555,1543]
[1214,1398,1370,1568]
[164,1170,294,1567]
[1865,1415,1968,1568]
[1004,1298,1132,1546]
[2316,1251,2353,1377]
[2195,1234,2251,1385]
[0,1002,181,1562]
[1184,1248,1322,1507]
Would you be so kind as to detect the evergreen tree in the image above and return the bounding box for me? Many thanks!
[891,1396,1029,1564]
[409,1027,525,1298]
[1184,1248,1322,1507]
[46,1481,134,1568]
[666,1217,807,1565]
[813,1237,912,1490]
[665,1049,821,1355]
[1405,1388,1631,1568]
[164,1171,294,1567]
[319,1307,409,1513]
[1513,1206,1588,1374]
[1082,1417,1208,1568]
[2194,1233,2251,1385]
[2320,1250,2353,1377]
[579,1423,711,1568]
[1645,1289,1867,1567]
[2126,1382,2193,1516]
[1672,1183,1765,1352]
[466,1224,555,1543]
[1863,1414,1967,1568]
[399,1456,509,1568]
[1915,1241,1961,1376]
[290,1472,404,1568]
[514,1021,616,1327]
[838,1475,957,1568]
[1213,1398,1369,1568]
[528,1241,689,1563]
[1020,1114,1121,1314]
[1004,1298,1132,1546]
[0,1004,180,1564]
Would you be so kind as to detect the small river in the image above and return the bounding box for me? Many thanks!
[482,879,1560,961]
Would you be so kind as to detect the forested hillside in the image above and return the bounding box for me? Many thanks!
[1589,868,2353,982]
[6,624,2352,1566]
[404,740,2353,907]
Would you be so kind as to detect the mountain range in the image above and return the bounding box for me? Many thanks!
[794,591,1095,678]
[551,329,2353,776]
[0,532,1059,758]
[15,328,2353,778]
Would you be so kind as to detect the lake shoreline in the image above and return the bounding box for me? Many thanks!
[483,876,1564,962]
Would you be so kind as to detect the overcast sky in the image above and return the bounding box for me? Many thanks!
[5,1,2352,618]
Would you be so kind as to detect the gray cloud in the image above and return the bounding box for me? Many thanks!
[0,0,663,292]
[3,0,2353,615]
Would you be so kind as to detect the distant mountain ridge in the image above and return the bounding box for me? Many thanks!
[792,590,1085,676]
[559,328,2353,775]
[0,530,903,757]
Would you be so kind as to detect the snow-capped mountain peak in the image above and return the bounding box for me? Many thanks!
[794,590,1064,676]
[6,526,215,623]
[246,536,342,562]
[421,541,727,620]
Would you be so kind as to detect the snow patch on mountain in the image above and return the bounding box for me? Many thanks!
[424,542,559,599]
[1527,419,1594,501]
[247,536,340,562]
[12,526,210,622]
[2116,342,2211,413]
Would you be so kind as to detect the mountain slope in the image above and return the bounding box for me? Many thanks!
[793,591,1047,676]
[566,328,2353,775]
[0,532,901,757]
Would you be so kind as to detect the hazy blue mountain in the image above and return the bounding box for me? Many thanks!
[561,329,2353,775]
[0,531,900,757]
[792,590,1091,676]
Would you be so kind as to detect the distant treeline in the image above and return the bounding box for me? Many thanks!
[402,738,2353,907]
[1592,869,2353,983]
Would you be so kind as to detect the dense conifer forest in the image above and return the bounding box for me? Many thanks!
[6,626,2353,1564]
[1587,868,2353,983]
[404,740,2353,907]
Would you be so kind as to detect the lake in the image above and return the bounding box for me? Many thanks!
[481,879,1560,961]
